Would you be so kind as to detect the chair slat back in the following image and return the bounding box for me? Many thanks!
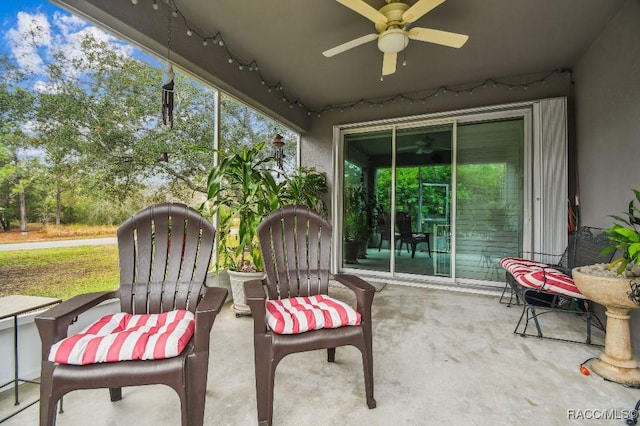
[117,203,216,314]
[258,205,332,300]
[396,212,412,237]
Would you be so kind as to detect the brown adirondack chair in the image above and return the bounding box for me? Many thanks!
[35,203,227,426]
[244,205,376,426]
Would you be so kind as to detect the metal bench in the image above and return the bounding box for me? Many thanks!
[500,226,614,344]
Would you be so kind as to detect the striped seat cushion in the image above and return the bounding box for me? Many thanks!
[266,295,361,335]
[500,257,584,299]
[48,310,195,365]
[500,257,550,278]
[517,268,584,299]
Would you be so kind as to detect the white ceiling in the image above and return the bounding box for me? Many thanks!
[51,0,625,130]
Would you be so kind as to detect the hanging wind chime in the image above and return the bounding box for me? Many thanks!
[161,8,175,130]
[272,132,285,170]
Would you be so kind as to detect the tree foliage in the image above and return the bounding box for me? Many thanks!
[0,16,298,228]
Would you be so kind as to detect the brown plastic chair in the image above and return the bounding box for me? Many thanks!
[244,205,376,426]
[35,203,227,426]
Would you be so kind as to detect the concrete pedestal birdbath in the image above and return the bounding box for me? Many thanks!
[573,266,640,385]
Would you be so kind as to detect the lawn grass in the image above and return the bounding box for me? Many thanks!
[0,245,120,300]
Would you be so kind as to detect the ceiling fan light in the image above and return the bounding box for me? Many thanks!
[378,28,408,53]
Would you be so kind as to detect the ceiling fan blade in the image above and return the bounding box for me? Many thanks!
[382,52,397,76]
[322,33,378,57]
[408,27,469,48]
[337,0,388,25]
[402,0,446,24]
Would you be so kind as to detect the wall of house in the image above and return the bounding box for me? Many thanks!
[572,0,640,347]
[301,72,572,207]
[572,0,640,228]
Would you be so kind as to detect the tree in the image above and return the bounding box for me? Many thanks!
[4,11,300,227]
[0,55,37,232]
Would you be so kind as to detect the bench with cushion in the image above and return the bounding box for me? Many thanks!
[500,226,614,344]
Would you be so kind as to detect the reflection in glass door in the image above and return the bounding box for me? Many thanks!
[341,124,453,278]
[394,125,452,277]
[340,118,524,283]
[455,119,524,281]
[343,130,392,272]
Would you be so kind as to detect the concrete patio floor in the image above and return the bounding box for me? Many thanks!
[1,283,639,425]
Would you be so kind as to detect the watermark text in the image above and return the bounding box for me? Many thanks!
[567,408,637,421]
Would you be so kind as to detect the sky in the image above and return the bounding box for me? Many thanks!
[1,0,159,88]
[0,1,161,156]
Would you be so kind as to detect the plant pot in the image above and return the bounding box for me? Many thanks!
[206,269,232,303]
[358,239,368,259]
[572,267,640,385]
[228,270,265,317]
[343,240,360,264]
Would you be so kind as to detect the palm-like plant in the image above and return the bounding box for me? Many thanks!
[206,142,281,272]
[279,167,328,217]
[603,189,640,274]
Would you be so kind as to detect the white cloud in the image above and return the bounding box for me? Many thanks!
[6,11,51,73]
[6,10,135,82]
[33,79,62,94]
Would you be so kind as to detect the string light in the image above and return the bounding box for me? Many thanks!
[130,0,572,119]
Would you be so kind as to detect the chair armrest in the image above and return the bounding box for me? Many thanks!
[35,290,118,361]
[193,287,227,353]
[332,274,375,318]
[245,278,268,334]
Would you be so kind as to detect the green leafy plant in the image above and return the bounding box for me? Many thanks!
[280,167,328,217]
[205,142,281,272]
[344,182,372,242]
[203,143,329,272]
[602,189,640,274]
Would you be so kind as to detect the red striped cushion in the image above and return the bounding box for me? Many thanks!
[48,310,195,365]
[500,257,550,278]
[266,295,361,334]
[516,269,584,299]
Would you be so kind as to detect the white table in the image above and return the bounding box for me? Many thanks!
[0,295,61,422]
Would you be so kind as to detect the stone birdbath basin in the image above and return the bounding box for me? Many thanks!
[573,265,640,385]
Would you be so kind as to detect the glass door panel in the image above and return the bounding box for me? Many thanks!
[343,130,392,272]
[455,119,524,280]
[394,124,452,277]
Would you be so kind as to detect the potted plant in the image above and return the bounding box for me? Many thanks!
[343,182,373,263]
[279,166,329,217]
[205,143,329,315]
[205,142,281,315]
[602,189,640,276]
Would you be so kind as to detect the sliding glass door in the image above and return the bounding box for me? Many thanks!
[340,115,525,284]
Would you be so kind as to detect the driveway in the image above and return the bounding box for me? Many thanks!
[0,237,117,251]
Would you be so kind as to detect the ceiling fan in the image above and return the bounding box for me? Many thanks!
[398,135,450,154]
[398,138,436,154]
[323,0,469,77]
